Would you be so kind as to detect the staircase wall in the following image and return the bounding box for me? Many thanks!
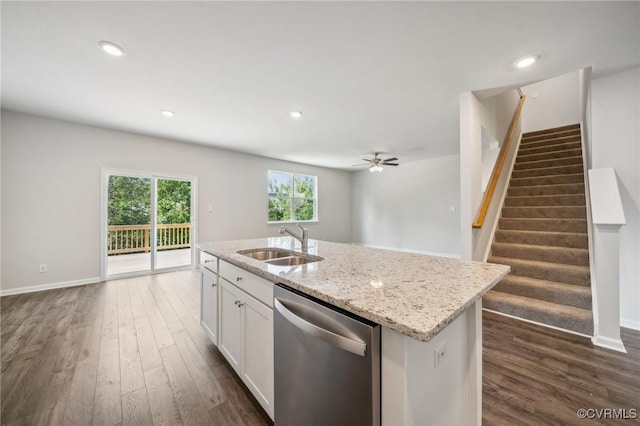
[592,66,640,330]
[521,71,580,133]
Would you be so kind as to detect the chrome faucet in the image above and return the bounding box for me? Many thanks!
[279,224,308,252]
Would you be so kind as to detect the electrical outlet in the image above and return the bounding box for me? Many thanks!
[434,341,447,368]
[39,264,48,273]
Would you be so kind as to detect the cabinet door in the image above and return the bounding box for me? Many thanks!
[219,279,242,372]
[201,269,218,345]
[242,294,274,418]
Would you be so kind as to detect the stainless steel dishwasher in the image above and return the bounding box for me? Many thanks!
[274,284,380,426]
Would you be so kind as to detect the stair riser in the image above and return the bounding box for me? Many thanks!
[504,194,586,207]
[482,295,593,335]
[523,124,581,138]
[495,230,588,249]
[516,148,583,164]
[518,141,582,157]
[493,280,592,310]
[510,174,584,187]
[522,130,581,143]
[502,206,586,219]
[492,244,589,266]
[514,156,583,171]
[508,184,584,197]
[489,258,590,286]
[499,218,587,233]
[520,135,582,149]
[512,164,584,179]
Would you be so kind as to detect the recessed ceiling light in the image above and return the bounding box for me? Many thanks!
[98,40,125,57]
[514,55,539,69]
[290,111,303,118]
[161,109,175,117]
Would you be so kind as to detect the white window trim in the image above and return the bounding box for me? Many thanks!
[267,170,318,223]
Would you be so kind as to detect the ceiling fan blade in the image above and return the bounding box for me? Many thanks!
[384,163,399,166]
[351,163,370,167]
[362,159,372,163]
[383,157,398,162]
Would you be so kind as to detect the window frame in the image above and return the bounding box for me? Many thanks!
[267,170,318,224]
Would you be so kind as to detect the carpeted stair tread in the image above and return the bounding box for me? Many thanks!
[483,291,593,335]
[495,229,588,249]
[518,141,582,156]
[521,130,582,144]
[488,256,590,286]
[492,275,592,310]
[516,147,583,163]
[519,135,582,149]
[502,205,586,219]
[504,194,586,207]
[492,242,589,266]
[514,155,583,171]
[523,123,581,137]
[508,183,585,197]
[511,163,584,179]
[510,173,584,187]
[498,218,587,233]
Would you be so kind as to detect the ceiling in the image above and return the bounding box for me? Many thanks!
[2,2,639,170]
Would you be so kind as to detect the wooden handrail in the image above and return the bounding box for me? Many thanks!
[472,95,526,229]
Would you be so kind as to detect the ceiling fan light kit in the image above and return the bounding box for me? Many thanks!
[356,152,399,173]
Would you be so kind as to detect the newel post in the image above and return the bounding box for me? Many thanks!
[588,168,626,352]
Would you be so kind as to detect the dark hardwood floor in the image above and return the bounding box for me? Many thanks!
[2,270,639,425]
[1,270,270,426]
[483,310,640,425]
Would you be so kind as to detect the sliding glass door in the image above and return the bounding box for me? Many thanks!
[103,169,196,278]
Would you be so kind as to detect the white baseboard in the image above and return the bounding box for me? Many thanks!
[591,335,627,353]
[0,276,102,296]
[352,242,461,259]
[621,318,640,331]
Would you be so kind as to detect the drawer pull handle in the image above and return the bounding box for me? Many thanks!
[237,302,245,308]
[236,276,243,282]
[211,283,216,288]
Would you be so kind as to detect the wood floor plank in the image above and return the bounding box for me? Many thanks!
[171,329,227,409]
[117,280,135,329]
[119,325,146,395]
[92,337,122,426]
[127,278,146,320]
[144,365,184,426]
[64,358,99,426]
[159,344,213,425]
[122,387,153,426]
[140,283,175,349]
[101,282,120,342]
[133,310,163,373]
[208,400,245,426]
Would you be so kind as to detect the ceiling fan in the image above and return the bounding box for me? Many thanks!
[354,153,399,173]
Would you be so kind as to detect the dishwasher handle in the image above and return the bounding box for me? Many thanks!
[274,297,367,357]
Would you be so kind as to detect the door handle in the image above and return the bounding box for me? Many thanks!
[274,298,366,357]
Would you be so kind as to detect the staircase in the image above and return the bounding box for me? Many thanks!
[483,123,593,335]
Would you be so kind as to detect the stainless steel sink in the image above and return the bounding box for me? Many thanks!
[238,248,294,261]
[237,248,323,266]
[265,256,320,266]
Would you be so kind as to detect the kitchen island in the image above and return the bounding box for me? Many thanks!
[199,237,509,425]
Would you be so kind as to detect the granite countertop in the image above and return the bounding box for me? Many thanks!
[198,237,510,342]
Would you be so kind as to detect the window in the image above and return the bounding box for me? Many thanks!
[268,170,317,222]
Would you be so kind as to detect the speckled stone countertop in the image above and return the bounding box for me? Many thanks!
[199,237,509,342]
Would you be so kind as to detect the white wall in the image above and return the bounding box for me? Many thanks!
[460,90,521,261]
[351,154,460,257]
[591,66,640,330]
[521,71,580,133]
[1,111,352,292]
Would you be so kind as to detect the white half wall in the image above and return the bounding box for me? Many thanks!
[1,111,352,293]
[591,66,640,330]
[351,154,460,257]
[521,71,580,133]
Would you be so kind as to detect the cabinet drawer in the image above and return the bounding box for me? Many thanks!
[200,251,218,273]
[219,261,273,308]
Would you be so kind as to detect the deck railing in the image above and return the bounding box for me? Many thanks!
[108,223,191,255]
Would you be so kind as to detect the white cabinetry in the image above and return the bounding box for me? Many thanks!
[200,251,219,345]
[218,260,274,419]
